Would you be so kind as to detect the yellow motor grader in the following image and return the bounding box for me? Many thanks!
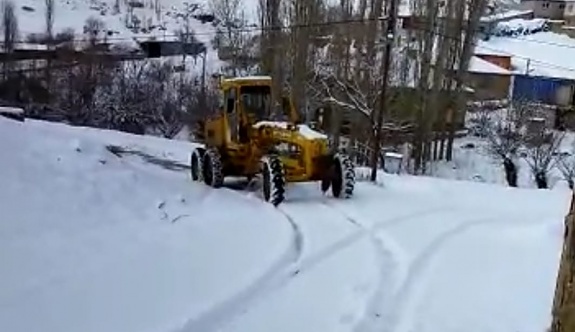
[190,75,355,206]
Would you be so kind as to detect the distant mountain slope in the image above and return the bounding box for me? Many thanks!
[491,0,522,12]
[16,0,215,45]
[13,0,227,73]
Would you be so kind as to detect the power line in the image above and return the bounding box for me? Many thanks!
[9,14,575,54]
[10,14,574,47]
[423,26,575,75]
[6,15,575,76]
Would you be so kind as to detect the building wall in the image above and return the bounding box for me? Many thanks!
[521,0,567,20]
[556,84,574,105]
[475,54,512,70]
[512,74,575,106]
[467,73,511,100]
[565,1,575,15]
[565,15,575,25]
[561,25,575,36]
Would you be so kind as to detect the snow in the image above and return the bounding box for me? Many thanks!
[226,76,272,82]
[385,152,404,159]
[480,9,534,23]
[468,55,511,75]
[428,131,575,189]
[493,18,549,36]
[0,117,293,332]
[0,107,25,121]
[0,116,569,332]
[477,30,575,80]
[0,106,24,115]
[474,45,511,57]
[253,121,328,139]
[14,0,225,73]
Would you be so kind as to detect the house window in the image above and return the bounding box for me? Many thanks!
[560,3,566,9]
[542,2,550,9]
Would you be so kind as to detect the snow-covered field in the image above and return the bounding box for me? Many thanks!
[0,115,569,332]
[17,0,232,40]
[428,132,575,189]
[15,0,229,73]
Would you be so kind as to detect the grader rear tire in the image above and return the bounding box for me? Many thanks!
[262,155,285,206]
[203,148,224,188]
[331,153,355,199]
[191,148,205,181]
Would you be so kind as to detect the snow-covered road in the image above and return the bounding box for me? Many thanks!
[0,117,570,332]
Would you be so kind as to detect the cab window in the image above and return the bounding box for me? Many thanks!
[240,86,271,120]
[225,88,236,113]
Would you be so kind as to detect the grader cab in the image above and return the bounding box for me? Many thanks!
[190,75,355,206]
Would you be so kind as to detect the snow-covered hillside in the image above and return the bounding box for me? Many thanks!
[15,0,231,72]
[0,115,570,332]
[18,0,208,41]
[491,0,521,11]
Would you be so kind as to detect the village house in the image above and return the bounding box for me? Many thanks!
[466,54,513,100]
[520,0,575,25]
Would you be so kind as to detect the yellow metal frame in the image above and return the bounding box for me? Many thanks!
[202,76,331,182]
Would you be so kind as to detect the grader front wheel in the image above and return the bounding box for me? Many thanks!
[203,148,224,188]
[262,155,286,206]
[334,153,355,198]
[323,153,356,198]
[190,148,205,181]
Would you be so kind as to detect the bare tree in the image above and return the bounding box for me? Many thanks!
[444,0,489,161]
[154,0,161,20]
[485,112,525,187]
[1,0,18,78]
[45,0,55,87]
[558,147,575,189]
[113,0,121,15]
[324,0,353,149]
[523,130,564,189]
[84,16,105,46]
[287,0,312,119]
[45,0,54,39]
[259,0,284,115]
[175,14,195,72]
[467,101,500,137]
[212,0,254,76]
[402,0,488,173]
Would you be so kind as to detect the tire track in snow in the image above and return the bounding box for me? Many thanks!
[321,201,408,332]
[380,214,548,332]
[178,198,448,332]
[172,194,304,332]
[286,203,447,277]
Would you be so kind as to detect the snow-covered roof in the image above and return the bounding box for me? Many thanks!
[474,45,512,57]
[468,56,511,75]
[0,107,24,115]
[226,76,272,82]
[476,31,575,80]
[480,10,533,23]
[495,18,548,35]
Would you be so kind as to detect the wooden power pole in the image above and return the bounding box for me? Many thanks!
[551,191,575,332]
[370,0,399,182]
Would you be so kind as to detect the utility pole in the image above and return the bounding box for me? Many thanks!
[201,48,207,111]
[370,0,399,182]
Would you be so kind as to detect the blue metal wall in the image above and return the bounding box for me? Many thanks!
[512,75,564,104]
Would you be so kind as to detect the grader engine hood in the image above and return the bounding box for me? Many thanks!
[251,120,333,183]
[252,121,328,141]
